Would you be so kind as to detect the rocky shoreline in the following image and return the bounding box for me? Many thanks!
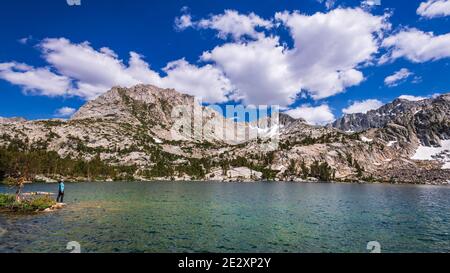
[13,174,450,186]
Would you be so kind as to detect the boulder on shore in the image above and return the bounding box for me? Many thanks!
[43,203,66,212]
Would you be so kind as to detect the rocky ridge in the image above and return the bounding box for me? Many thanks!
[0,85,449,184]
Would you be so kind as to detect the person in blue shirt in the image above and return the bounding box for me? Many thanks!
[57,180,65,203]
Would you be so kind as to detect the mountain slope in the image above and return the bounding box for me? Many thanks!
[331,94,450,146]
[0,85,449,184]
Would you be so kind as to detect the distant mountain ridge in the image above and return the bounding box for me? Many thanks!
[331,98,429,132]
[331,94,450,146]
[0,117,26,124]
[0,85,449,184]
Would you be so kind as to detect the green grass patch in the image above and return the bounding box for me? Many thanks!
[0,193,15,207]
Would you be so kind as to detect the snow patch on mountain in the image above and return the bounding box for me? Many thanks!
[387,141,397,147]
[411,140,450,169]
[361,136,373,142]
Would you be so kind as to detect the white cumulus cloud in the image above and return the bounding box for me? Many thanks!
[55,107,77,117]
[175,10,273,41]
[398,95,427,101]
[284,104,335,125]
[276,8,390,100]
[0,8,405,114]
[342,99,383,114]
[174,14,194,30]
[161,59,233,103]
[417,0,450,18]
[199,8,390,107]
[381,28,450,63]
[18,36,32,45]
[0,62,71,97]
[384,68,413,87]
[0,38,233,103]
[202,36,299,106]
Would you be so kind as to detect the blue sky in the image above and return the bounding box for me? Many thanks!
[0,0,449,124]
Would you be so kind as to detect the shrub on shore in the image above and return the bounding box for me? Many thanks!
[0,193,56,212]
[0,193,15,207]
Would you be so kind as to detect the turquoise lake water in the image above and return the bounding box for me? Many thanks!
[0,181,449,253]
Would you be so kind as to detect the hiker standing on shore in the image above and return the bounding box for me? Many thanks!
[15,177,25,202]
[56,180,65,203]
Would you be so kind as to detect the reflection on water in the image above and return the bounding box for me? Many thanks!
[0,181,449,253]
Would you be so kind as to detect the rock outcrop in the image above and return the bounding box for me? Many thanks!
[331,94,450,146]
[0,85,449,184]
